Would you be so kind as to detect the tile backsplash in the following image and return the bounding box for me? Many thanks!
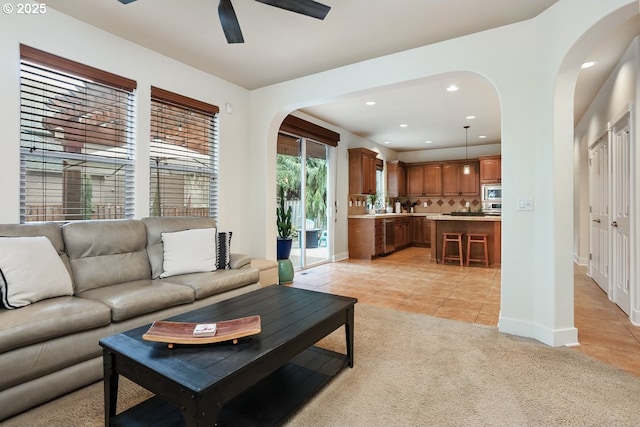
[348,195,481,215]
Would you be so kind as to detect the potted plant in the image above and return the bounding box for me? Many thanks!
[367,193,378,214]
[276,186,295,284]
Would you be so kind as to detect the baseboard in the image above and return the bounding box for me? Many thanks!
[498,315,579,347]
[333,252,349,262]
[631,307,640,326]
[573,254,588,266]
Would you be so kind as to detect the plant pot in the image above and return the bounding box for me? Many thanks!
[277,238,293,260]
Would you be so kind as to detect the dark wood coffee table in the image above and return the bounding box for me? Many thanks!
[99,286,356,426]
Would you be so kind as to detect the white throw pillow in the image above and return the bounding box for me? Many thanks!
[0,236,74,309]
[160,228,217,278]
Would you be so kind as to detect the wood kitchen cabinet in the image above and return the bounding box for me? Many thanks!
[406,164,424,196]
[348,218,384,259]
[407,163,443,197]
[442,161,479,196]
[348,148,377,195]
[411,217,432,247]
[387,160,406,197]
[394,218,411,249]
[423,163,442,196]
[479,155,501,184]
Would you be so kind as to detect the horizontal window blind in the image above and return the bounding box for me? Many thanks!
[19,45,136,222]
[149,87,219,220]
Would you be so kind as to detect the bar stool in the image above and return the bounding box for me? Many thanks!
[442,232,464,266]
[466,233,489,267]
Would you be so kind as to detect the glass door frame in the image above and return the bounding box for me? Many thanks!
[277,132,334,270]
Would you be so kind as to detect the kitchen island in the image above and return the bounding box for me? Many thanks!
[426,214,501,267]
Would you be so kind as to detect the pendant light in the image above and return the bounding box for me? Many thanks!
[463,125,471,175]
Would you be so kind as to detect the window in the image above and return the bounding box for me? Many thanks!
[149,87,219,220]
[19,45,136,222]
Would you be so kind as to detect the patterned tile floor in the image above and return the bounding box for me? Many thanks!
[285,246,640,377]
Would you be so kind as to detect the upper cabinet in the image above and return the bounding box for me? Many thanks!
[406,164,424,196]
[479,155,501,184]
[349,148,377,195]
[442,161,479,196]
[386,160,406,197]
[422,163,443,196]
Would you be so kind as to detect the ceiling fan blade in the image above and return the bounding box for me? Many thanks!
[117,0,138,4]
[254,0,330,20]
[218,0,244,43]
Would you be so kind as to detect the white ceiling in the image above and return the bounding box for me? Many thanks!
[45,0,639,152]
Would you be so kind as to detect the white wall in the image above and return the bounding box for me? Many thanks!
[0,9,256,254]
[249,0,638,347]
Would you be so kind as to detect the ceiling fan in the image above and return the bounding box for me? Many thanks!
[117,0,331,44]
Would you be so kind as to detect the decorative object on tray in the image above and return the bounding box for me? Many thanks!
[143,315,261,348]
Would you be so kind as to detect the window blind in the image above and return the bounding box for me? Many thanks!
[149,87,219,220]
[19,45,136,222]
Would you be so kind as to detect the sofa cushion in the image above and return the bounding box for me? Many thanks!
[142,216,217,279]
[0,236,74,309]
[160,227,217,278]
[77,279,195,322]
[0,296,111,353]
[62,220,151,293]
[161,266,260,300]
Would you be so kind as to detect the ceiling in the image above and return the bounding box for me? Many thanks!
[44,0,639,152]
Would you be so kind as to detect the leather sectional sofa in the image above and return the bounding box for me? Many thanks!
[0,216,263,420]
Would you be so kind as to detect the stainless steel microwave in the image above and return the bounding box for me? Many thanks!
[482,184,502,202]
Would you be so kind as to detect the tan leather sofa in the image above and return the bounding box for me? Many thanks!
[0,217,261,421]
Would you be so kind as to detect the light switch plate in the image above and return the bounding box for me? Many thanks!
[517,198,534,211]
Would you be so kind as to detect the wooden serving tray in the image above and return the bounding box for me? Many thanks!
[142,315,261,348]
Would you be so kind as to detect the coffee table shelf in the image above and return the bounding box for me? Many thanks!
[111,346,347,427]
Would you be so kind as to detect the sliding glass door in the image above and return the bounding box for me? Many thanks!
[277,133,330,269]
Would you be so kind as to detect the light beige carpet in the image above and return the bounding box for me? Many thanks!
[3,304,640,427]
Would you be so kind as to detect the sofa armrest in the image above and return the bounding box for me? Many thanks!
[229,253,251,269]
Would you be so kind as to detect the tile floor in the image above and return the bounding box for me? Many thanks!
[286,246,640,377]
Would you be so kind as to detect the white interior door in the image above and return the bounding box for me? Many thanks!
[588,136,609,292]
[611,116,631,314]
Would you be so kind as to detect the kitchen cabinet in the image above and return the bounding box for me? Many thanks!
[386,160,406,197]
[423,164,442,196]
[406,164,424,196]
[479,155,501,184]
[348,218,384,259]
[442,161,479,197]
[348,148,377,195]
[394,218,411,249]
[411,217,432,247]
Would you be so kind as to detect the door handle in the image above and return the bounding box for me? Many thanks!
[611,221,618,227]
[592,219,600,223]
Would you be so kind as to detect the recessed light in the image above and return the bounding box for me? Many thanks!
[400,124,408,128]
[383,141,390,144]
[478,135,486,139]
[581,61,597,69]
[425,140,432,144]
[465,115,476,120]
[365,101,376,106]
[446,85,459,92]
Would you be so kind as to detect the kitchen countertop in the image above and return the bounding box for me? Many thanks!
[348,213,501,221]
[426,214,501,222]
